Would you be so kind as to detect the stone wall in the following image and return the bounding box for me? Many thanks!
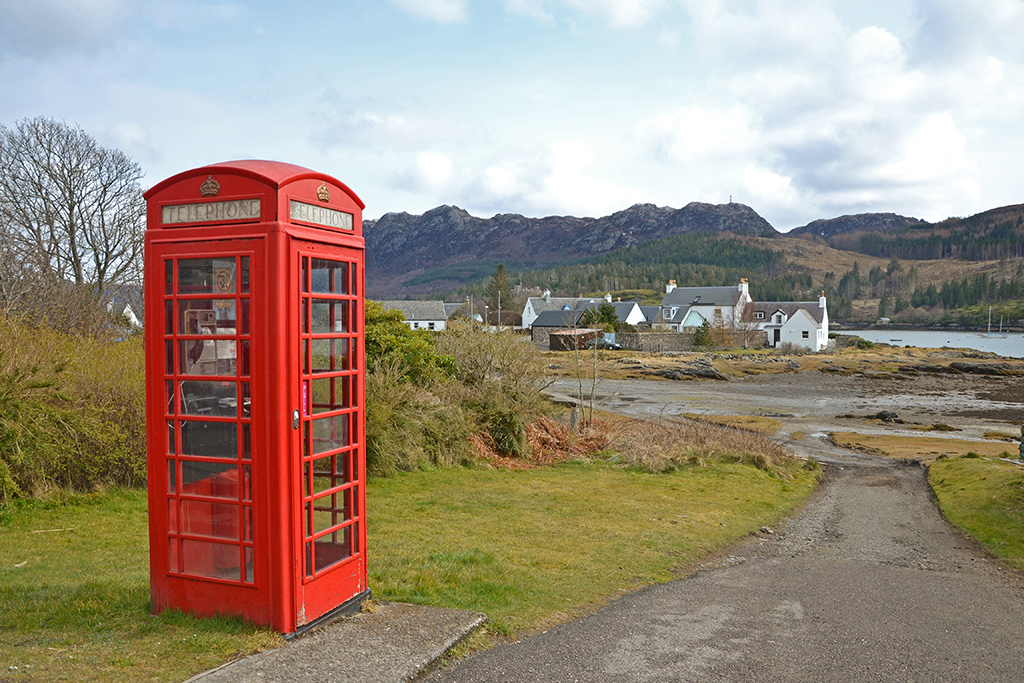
[617,332,693,353]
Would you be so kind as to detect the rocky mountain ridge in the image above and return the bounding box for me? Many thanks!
[787,212,927,239]
[365,201,776,298]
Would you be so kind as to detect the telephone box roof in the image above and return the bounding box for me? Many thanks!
[145,159,365,209]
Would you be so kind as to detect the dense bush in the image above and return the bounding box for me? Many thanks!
[364,319,548,475]
[0,319,145,502]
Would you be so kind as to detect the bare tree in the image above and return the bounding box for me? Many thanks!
[0,117,145,313]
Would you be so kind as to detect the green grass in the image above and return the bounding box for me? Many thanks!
[929,456,1024,571]
[0,489,279,682]
[1,461,819,680]
[367,460,819,635]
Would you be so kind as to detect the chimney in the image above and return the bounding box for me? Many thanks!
[666,280,677,294]
[543,289,551,303]
[604,293,612,303]
[819,291,826,309]
[738,278,749,296]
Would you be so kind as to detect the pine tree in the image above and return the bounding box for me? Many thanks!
[485,263,515,314]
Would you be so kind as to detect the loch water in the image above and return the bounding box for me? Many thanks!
[843,329,1024,359]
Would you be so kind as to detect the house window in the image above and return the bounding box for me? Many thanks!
[428,322,435,330]
[754,312,765,320]
[775,315,783,324]
[412,322,419,329]
[802,330,809,339]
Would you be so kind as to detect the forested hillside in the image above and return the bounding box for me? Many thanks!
[816,204,1024,261]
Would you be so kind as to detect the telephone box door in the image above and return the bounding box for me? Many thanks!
[148,239,271,621]
[294,241,367,624]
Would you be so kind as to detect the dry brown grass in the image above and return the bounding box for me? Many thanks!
[614,416,801,476]
[828,431,1017,461]
[682,413,781,435]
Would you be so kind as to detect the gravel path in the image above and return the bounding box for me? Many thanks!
[425,375,1024,682]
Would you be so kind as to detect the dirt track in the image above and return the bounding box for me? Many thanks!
[428,371,1024,682]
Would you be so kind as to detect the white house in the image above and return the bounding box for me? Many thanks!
[652,279,754,332]
[574,295,647,327]
[375,300,448,331]
[755,293,829,352]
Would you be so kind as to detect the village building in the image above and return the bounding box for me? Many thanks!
[374,300,448,331]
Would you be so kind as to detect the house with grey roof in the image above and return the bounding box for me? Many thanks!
[374,300,448,331]
[652,279,753,332]
[754,294,829,352]
[522,291,603,329]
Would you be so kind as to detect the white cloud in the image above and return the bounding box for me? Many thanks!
[314,109,486,150]
[505,0,555,24]
[565,0,669,28]
[110,122,162,166]
[413,151,455,191]
[467,141,643,217]
[0,0,136,60]
[389,0,467,24]
[741,164,797,206]
[635,105,759,163]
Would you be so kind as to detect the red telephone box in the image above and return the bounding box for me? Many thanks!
[143,160,369,635]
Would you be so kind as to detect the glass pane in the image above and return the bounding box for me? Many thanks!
[311,259,349,294]
[351,265,358,296]
[314,534,351,572]
[181,421,238,460]
[302,299,308,334]
[245,546,253,583]
[179,299,237,336]
[180,380,238,416]
[311,338,348,372]
[240,257,249,294]
[164,301,173,335]
[312,456,337,495]
[336,450,351,480]
[242,465,252,502]
[311,300,348,333]
[244,507,253,543]
[240,299,250,335]
[313,492,350,534]
[168,500,178,533]
[181,500,240,540]
[241,340,250,377]
[179,339,237,376]
[164,259,173,295]
[169,538,179,572]
[242,423,251,461]
[302,257,309,294]
[166,381,174,414]
[178,258,237,295]
[165,340,174,375]
[182,539,240,581]
[305,542,313,578]
[180,461,238,498]
[311,414,349,454]
[311,377,348,414]
[167,421,176,455]
[167,459,176,493]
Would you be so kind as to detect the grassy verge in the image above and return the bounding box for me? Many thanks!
[1,460,818,680]
[0,489,279,683]
[929,456,1024,571]
[829,431,1017,461]
[367,460,819,636]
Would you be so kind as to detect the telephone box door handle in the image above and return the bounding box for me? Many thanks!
[292,409,300,430]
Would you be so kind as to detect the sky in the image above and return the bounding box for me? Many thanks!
[1,1,1022,231]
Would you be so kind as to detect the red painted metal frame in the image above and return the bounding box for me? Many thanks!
[144,160,367,634]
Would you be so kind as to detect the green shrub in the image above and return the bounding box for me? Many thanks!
[364,358,474,477]
[0,320,145,503]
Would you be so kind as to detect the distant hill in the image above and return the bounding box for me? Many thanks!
[788,213,926,239]
[364,201,777,298]
[810,204,1024,261]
